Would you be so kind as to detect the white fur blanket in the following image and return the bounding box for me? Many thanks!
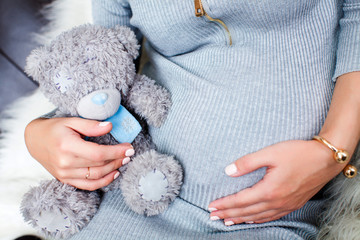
[1,1,359,239]
[0,91,54,239]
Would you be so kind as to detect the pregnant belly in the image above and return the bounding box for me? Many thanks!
[149,92,270,209]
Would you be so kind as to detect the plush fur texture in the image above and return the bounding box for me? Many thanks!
[317,146,360,240]
[21,180,101,239]
[127,75,172,128]
[21,24,183,239]
[0,90,54,240]
[121,149,183,216]
[25,24,139,116]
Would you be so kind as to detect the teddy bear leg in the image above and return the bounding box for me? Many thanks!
[21,179,101,239]
[131,131,156,155]
[120,149,183,216]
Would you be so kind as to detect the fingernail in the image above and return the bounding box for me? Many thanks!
[208,207,218,212]
[225,164,237,176]
[99,121,110,127]
[210,216,220,221]
[224,220,234,226]
[122,157,131,165]
[245,221,254,224]
[125,148,135,157]
[114,171,120,180]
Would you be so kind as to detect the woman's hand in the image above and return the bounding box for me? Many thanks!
[25,117,135,191]
[208,139,345,225]
[208,72,360,226]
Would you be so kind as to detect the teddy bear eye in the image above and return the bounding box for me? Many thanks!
[54,69,74,93]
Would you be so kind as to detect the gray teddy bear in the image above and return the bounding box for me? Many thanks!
[21,24,183,239]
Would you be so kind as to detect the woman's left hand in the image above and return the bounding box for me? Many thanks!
[208,139,343,225]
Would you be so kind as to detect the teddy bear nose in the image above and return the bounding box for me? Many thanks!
[91,92,108,105]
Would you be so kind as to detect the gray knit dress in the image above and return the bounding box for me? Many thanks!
[70,0,360,239]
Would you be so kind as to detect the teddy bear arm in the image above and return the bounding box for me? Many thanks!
[126,74,172,128]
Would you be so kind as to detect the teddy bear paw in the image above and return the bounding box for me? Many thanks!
[120,149,183,216]
[138,168,169,201]
[35,209,71,236]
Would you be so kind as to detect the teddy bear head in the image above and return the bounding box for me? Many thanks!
[25,24,140,120]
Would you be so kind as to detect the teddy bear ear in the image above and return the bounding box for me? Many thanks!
[24,46,50,82]
[114,26,140,59]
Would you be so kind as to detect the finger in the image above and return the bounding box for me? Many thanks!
[224,150,271,178]
[65,117,113,137]
[63,170,120,191]
[59,156,113,168]
[209,180,271,211]
[210,202,271,220]
[59,117,135,164]
[61,137,135,165]
[251,211,291,224]
[223,209,287,226]
[57,157,129,179]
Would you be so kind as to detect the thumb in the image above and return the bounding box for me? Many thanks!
[225,151,269,178]
[65,117,112,137]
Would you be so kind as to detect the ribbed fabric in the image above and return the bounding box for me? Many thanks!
[70,0,360,239]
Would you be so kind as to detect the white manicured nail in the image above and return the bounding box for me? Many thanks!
[114,172,120,180]
[122,157,131,165]
[210,216,220,221]
[125,148,135,157]
[99,121,110,127]
[208,207,218,212]
[224,221,234,226]
[225,164,237,176]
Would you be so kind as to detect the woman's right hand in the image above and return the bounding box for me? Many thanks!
[24,117,135,191]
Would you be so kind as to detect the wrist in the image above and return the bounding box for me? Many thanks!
[313,135,349,163]
[318,72,360,160]
[312,134,358,178]
[319,122,359,162]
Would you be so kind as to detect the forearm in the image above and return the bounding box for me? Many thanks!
[319,71,360,166]
[91,0,142,42]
